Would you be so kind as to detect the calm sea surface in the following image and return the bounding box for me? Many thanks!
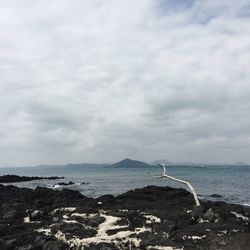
[0,165,249,206]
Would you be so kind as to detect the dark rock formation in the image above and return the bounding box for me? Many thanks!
[0,184,250,249]
[57,181,75,186]
[210,193,223,198]
[0,175,64,183]
[109,158,150,168]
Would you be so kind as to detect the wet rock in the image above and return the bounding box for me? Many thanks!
[152,220,176,234]
[210,194,223,198]
[106,210,128,218]
[106,227,130,235]
[202,208,215,222]
[0,224,6,236]
[4,239,17,249]
[128,211,144,229]
[30,210,44,221]
[138,231,175,248]
[96,194,115,205]
[0,201,27,221]
[51,222,97,239]
[42,241,68,250]
[0,175,63,183]
[69,215,105,228]
[86,216,105,227]
[0,239,6,250]
[57,181,75,186]
[34,235,50,247]
[86,242,119,250]
[74,207,99,214]
[218,239,227,247]
[1,184,250,250]
[17,244,34,250]
[191,205,204,219]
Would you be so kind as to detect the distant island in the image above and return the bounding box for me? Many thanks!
[3,159,249,169]
[109,158,150,168]
[234,161,249,166]
[108,158,250,168]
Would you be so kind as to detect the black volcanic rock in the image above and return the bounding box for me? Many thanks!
[0,184,250,249]
[55,181,75,187]
[109,158,150,168]
[0,175,63,183]
[210,193,223,198]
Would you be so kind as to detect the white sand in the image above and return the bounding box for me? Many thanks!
[23,216,30,223]
[36,208,184,249]
[231,211,249,222]
[144,214,161,224]
[70,212,97,218]
[54,207,76,212]
[47,211,150,248]
[37,227,51,235]
[182,235,206,240]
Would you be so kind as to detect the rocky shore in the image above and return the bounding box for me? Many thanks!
[0,184,250,250]
[0,175,64,183]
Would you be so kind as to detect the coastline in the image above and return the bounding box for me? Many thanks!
[0,182,250,249]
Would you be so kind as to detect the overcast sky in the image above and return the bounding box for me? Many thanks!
[1,0,250,166]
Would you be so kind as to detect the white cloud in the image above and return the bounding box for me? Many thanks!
[0,0,250,165]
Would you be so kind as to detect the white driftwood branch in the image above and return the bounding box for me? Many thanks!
[148,164,200,206]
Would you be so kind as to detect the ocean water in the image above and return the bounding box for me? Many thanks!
[0,165,250,206]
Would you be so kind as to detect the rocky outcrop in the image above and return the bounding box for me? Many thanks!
[0,175,64,183]
[0,184,250,249]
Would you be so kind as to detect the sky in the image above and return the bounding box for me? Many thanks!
[1,0,250,166]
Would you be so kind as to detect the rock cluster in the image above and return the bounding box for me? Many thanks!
[0,175,63,183]
[0,184,250,249]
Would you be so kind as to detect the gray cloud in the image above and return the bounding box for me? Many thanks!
[0,0,250,166]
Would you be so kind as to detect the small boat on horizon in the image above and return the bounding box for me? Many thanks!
[194,164,205,168]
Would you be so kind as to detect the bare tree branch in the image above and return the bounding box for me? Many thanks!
[148,164,200,206]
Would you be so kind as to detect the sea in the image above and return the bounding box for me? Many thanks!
[0,165,250,206]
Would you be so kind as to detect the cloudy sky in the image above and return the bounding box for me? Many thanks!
[1,0,250,166]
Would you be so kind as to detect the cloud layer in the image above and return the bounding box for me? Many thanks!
[1,0,250,165]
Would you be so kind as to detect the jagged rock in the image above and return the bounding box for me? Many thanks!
[51,222,97,239]
[30,210,44,221]
[4,239,17,249]
[0,184,250,250]
[86,242,119,250]
[0,224,6,236]
[127,211,144,229]
[210,194,223,198]
[0,201,27,221]
[34,235,50,247]
[17,244,34,250]
[138,231,175,248]
[96,194,115,205]
[191,205,204,219]
[57,181,75,186]
[202,208,215,222]
[0,175,63,183]
[152,220,176,234]
[42,241,68,250]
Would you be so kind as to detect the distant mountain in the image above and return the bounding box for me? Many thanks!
[234,161,249,166]
[109,158,150,168]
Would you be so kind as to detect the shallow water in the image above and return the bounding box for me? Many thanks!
[0,165,250,206]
